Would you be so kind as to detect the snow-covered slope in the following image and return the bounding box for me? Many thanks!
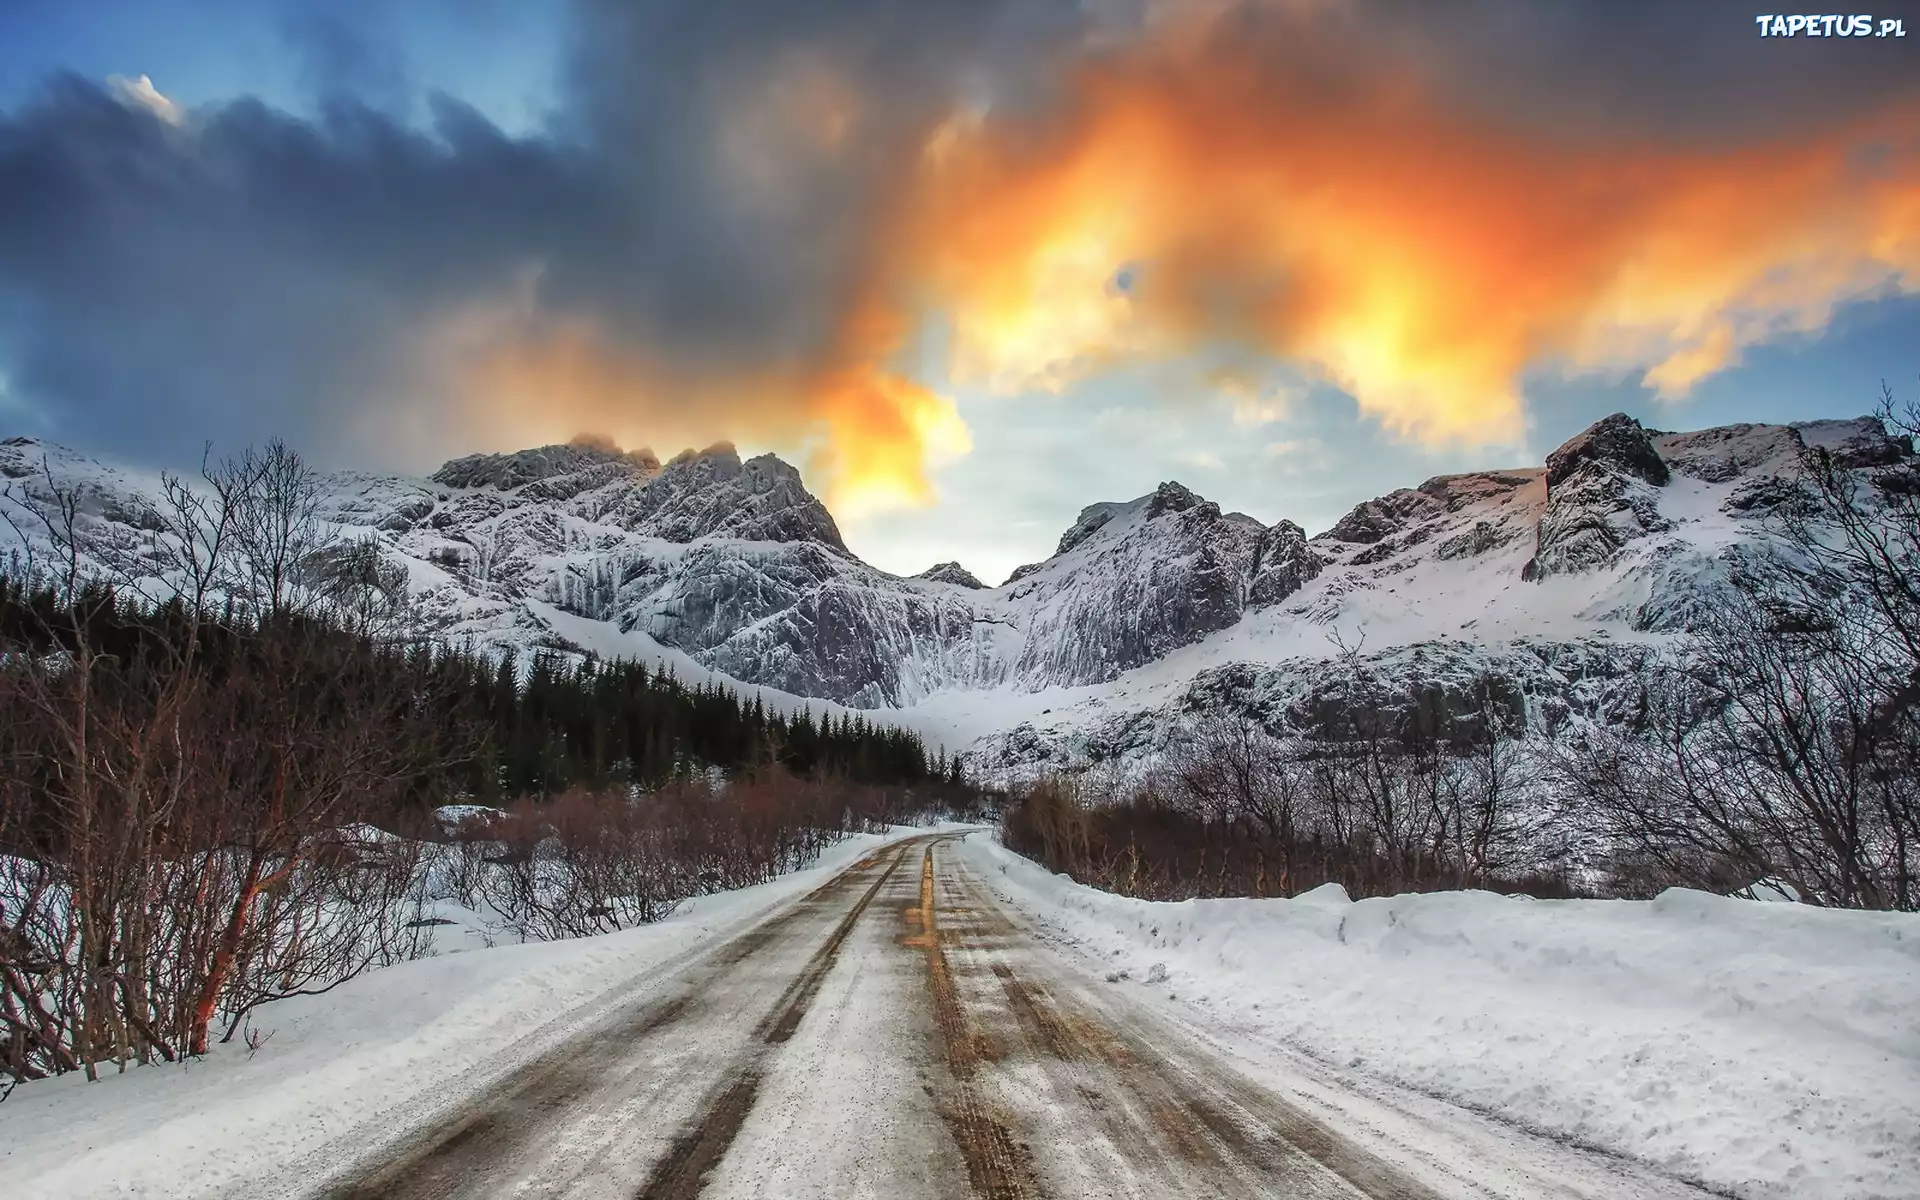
[0,412,1907,768]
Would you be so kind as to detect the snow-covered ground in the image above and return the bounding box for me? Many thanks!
[954,834,1920,1200]
[0,828,926,1199]
[4,824,1912,1199]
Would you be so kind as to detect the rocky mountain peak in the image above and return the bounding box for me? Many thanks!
[599,445,846,550]
[1654,423,1802,483]
[915,561,986,589]
[1527,415,1679,582]
[998,478,1309,688]
[1308,469,1539,577]
[1544,413,1669,489]
[432,440,661,492]
[1248,519,1320,608]
[1052,502,1127,557]
[373,438,847,551]
[1323,490,1441,545]
[664,441,740,470]
[1795,416,1909,469]
[1145,480,1204,517]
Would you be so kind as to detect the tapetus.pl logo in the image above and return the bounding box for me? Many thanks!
[1754,13,1906,36]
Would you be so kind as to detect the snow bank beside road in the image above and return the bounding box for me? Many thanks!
[957,834,1920,1200]
[0,829,923,1200]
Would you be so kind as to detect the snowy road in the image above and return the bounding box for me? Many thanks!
[310,834,1718,1200]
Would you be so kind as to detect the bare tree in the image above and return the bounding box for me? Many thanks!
[220,440,333,622]
[1171,714,1303,895]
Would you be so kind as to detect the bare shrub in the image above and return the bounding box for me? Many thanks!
[1002,685,1563,903]
[0,442,472,1083]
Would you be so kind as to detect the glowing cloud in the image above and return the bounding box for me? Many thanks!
[441,289,970,518]
[107,74,182,125]
[443,4,1920,513]
[874,41,1920,449]
[805,364,972,517]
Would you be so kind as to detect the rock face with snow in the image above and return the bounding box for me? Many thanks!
[378,441,994,707]
[1320,470,1539,570]
[319,452,1345,703]
[1000,482,1323,689]
[425,440,847,549]
[0,412,1908,771]
[1248,519,1318,606]
[1525,414,1672,580]
[915,562,986,589]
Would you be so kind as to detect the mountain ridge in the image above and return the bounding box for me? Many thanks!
[0,412,1905,772]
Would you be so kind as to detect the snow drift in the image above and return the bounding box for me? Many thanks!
[955,833,1920,1200]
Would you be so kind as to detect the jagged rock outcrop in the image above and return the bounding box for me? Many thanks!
[1326,490,1441,545]
[1053,502,1125,556]
[1801,416,1911,469]
[432,440,662,493]
[597,446,847,549]
[1525,414,1673,580]
[1005,483,1290,688]
[1546,413,1671,489]
[1319,470,1539,570]
[428,440,846,549]
[1248,520,1319,607]
[1656,423,1800,484]
[915,562,986,589]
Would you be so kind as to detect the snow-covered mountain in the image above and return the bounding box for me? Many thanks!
[0,412,1906,770]
[964,414,1907,773]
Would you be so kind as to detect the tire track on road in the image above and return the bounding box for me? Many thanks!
[634,838,915,1200]
[935,840,1443,1199]
[327,976,705,1199]
[905,842,1046,1200]
[325,841,914,1200]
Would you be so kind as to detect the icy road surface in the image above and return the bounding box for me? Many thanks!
[311,834,1713,1200]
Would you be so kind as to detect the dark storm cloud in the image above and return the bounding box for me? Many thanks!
[0,0,1084,466]
[546,0,1089,361]
[1422,0,1920,139]
[0,72,584,458]
[0,0,1913,471]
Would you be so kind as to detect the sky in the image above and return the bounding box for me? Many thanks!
[0,0,1916,585]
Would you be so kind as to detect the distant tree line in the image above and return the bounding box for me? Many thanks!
[0,581,951,813]
[456,652,955,801]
